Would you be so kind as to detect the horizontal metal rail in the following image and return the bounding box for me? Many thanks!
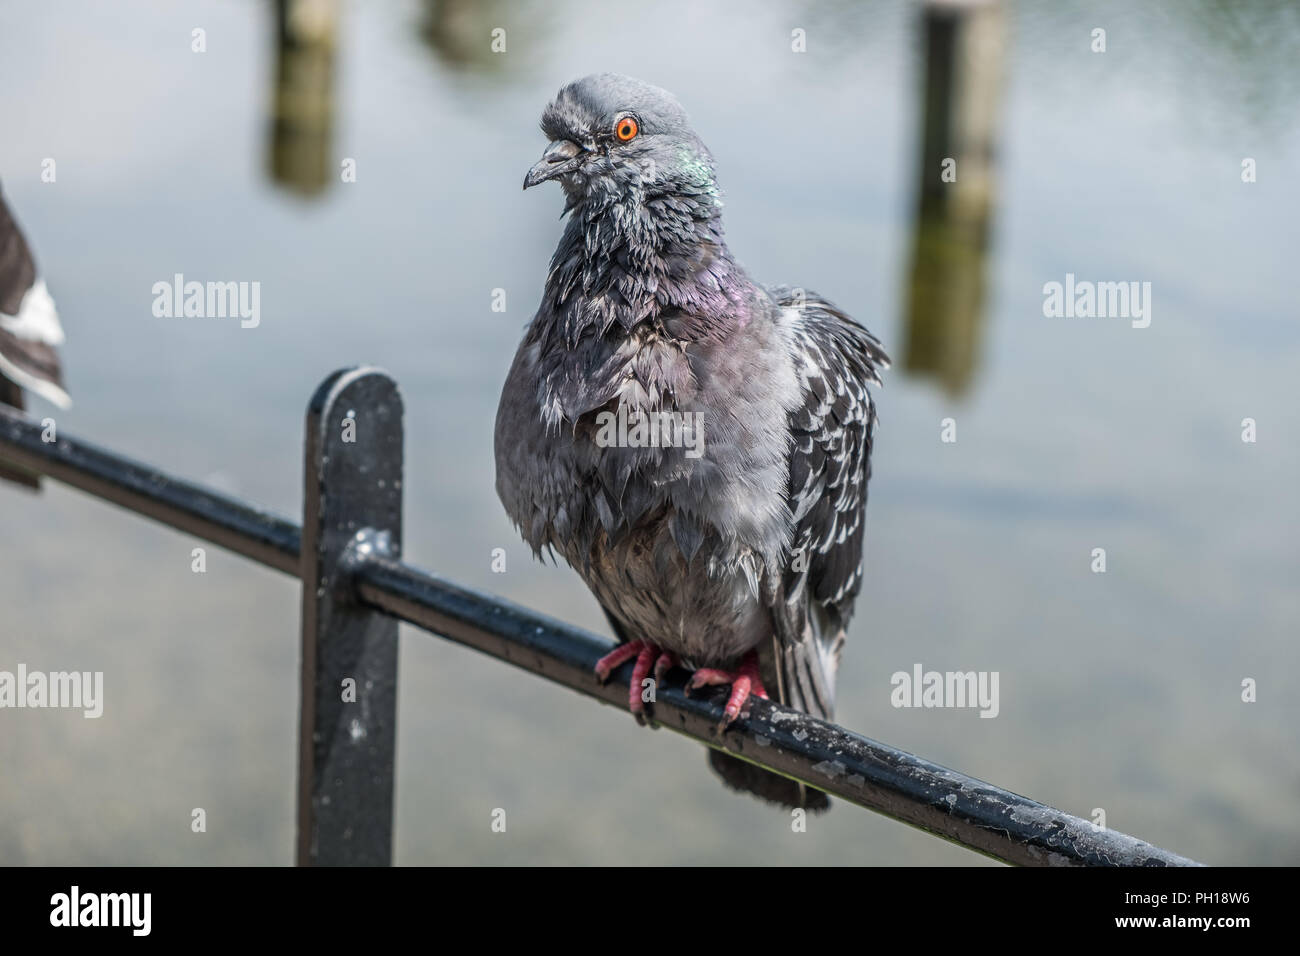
[0,393,1202,867]
[0,407,300,574]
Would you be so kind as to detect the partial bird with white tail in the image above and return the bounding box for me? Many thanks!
[0,183,70,489]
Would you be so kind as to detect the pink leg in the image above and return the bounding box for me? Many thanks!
[738,652,769,700]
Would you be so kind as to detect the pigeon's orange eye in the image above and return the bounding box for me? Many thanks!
[615,116,639,142]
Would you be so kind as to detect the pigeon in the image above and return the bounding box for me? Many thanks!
[495,74,888,810]
[0,183,70,488]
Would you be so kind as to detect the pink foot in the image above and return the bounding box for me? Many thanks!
[686,650,769,731]
[594,641,678,722]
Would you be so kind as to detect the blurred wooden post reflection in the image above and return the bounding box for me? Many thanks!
[421,0,505,69]
[269,0,338,197]
[903,0,1005,398]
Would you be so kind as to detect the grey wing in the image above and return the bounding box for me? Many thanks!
[761,286,887,722]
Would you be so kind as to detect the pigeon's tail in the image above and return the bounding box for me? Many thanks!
[703,623,838,811]
[707,750,831,812]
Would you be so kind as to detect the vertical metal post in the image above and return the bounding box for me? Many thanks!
[297,367,403,865]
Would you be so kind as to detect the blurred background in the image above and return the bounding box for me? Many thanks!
[1,0,1297,865]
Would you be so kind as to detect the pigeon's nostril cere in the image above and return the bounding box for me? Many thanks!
[545,141,580,163]
[524,139,585,189]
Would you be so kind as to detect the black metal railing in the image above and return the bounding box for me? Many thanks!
[0,367,1202,867]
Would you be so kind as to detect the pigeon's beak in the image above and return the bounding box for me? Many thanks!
[524,139,583,190]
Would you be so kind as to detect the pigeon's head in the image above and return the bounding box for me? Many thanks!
[524,73,719,210]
